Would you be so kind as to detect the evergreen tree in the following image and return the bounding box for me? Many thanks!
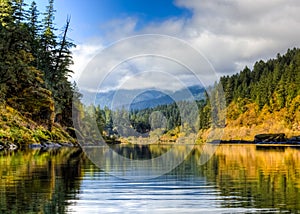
[0,0,13,26]
[40,0,56,88]
[11,0,27,23]
[0,0,41,100]
[0,0,79,130]
[27,1,41,68]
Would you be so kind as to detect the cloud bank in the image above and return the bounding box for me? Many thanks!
[71,0,300,92]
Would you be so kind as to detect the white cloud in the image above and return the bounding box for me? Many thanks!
[70,42,104,82]
[100,17,139,42]
[175,0,300,72]
[75,35,215,93]
[71,0,300,93]
[100,56,204,92]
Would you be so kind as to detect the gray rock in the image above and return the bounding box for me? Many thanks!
[7,143,18,150]
[28,144,43,149]
[287,136,300,144]
[254,133,286,143]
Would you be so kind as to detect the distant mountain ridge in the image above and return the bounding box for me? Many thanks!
[84,85,205,110]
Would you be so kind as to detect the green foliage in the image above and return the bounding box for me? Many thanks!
[0,104,75,145]
[0,0,79,144]
[89,100,204,140]
[220,48,300,110]
[129,102,182,133]
[86,48,300,142]
[32,128,50,142]
[214,48,300,130]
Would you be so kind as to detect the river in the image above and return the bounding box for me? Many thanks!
[0,144,299,213]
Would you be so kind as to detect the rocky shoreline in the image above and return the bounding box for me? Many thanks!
[214,133,300,145]
[0,141,77,151]
[1,133,300,151]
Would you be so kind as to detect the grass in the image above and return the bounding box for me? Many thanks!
[0,104,76,146]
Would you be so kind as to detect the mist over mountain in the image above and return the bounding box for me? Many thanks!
[81,85,205,110]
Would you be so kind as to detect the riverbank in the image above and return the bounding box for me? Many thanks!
[1,101,300,151]
[115,131,300,147]
[212,133,300,145]
[0,104,77,150]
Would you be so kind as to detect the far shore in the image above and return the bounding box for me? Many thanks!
[2,132,300,151]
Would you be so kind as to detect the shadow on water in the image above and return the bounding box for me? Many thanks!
[109,144,157,160]
[255,145,287,151]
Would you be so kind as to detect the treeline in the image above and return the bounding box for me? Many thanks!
[129,102,182,134]
[214,48,300,132]
[0,0,79,130]
[220,48,300,110]
[91,48,300,140]
[129,100,203,134]
[81,100,204,140]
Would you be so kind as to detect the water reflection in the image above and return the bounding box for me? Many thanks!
[83,144,195,180]
[201,145,300,212]
[0,145,299,213]
[0,148,84,214]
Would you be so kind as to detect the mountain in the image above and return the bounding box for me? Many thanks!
[84,85,205,110]
[129,85,206,110]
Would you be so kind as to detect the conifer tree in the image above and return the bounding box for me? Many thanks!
[27,1,41,68]
[40,0,56,88]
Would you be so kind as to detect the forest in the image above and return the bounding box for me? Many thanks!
[92,48,300,143]
[217,48,300,141]
[1,0,300,147]
[0,0,79,146]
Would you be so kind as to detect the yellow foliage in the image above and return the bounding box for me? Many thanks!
[0,104,76,145]
[199,96,300,142]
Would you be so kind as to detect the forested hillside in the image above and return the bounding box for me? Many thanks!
[220,48,300,110]
[1,0,300,146]
[209,48,300,141]
[0,0,79,146]
[87,48,300,143]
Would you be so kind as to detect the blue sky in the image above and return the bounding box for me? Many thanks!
[25,0,300,92]
[30,0,191,43]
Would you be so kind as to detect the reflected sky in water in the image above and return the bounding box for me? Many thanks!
[0,145,299,213]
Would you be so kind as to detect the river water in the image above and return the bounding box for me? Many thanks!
[0,144,299,213]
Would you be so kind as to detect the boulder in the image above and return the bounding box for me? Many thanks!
[287,136,300,144]
[8,143,18,150]
[254,133,286,143]
[28,144,43,149]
